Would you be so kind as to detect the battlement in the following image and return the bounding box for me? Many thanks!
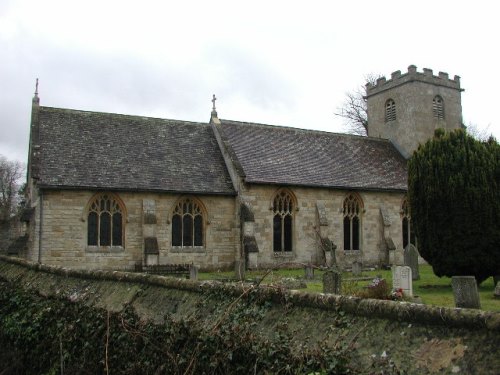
[366,65,463,97]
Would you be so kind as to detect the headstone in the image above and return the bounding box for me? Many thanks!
[392,265,413,297]
[234,260,245,281]
[451,276,481,309]
[304,265,314,280]
[403,244,420,280]
[352,261,362,276]
[493,275,500,287]
[494,281,500,299]
[323,269,342,294]
[189,264,199,280]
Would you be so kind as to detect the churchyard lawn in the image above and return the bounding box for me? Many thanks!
[199,264,500,312]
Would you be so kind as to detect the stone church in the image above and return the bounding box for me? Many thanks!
[18,65,463,270]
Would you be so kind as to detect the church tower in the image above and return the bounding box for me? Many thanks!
[366,65,463,158]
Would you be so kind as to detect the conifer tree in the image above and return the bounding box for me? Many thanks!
[408,129,500,283]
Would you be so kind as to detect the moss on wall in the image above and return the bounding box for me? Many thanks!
[1,255,499,374]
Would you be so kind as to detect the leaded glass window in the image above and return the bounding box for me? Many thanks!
[343,194,362,250]
[87,194,124,247]
[273,190,293,252]
[171,198,204,247]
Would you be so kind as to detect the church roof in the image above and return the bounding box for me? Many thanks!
[35,107,236,195]
[219,120,408,191]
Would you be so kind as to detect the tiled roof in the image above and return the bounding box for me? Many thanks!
[219,120,408,191]
[36,107,235,195]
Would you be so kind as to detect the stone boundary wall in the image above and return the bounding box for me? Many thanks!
[1,255,498,331]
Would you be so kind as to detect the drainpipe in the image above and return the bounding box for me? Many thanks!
[38,191,43,264]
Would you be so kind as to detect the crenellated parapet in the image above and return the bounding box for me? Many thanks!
[366,65,463,97]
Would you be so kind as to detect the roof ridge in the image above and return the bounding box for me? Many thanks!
[39,106,208,126]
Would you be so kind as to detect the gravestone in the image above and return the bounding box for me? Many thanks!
[494,282,500,299]
[493,275,500,287]
[403,244,420,280]
[352,261,362,276]
[304,265,314,280]
[451,276,481,309]
[323,268,342,294]
[392,265,413,297]
[189,264,199,280]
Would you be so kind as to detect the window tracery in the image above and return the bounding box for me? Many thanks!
[87,193,124,247]
[273,190,294,252]
[172,198,204,247]
[401,198,416,248]
[343,193,362,250]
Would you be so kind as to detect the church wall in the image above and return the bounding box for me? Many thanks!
[242,185,406,269]
[38,190,238,271]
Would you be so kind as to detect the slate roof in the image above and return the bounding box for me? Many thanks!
[218,120,408,191]
[35,107,235,195]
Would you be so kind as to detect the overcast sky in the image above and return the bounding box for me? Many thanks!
[1,0,499,164]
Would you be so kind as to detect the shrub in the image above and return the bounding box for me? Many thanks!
[408,129,500,283]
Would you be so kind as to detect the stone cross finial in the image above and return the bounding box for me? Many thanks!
[35,78,39,96]
[211,94,218,117]
[212,94,217,110]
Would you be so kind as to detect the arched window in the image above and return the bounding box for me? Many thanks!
[171,198,204,247]
[343,193,362,251]
[87,193,124,247]
[433,95,445,120]
[273,190,294,252]
[385,99,396,122]
[401,198,416,248]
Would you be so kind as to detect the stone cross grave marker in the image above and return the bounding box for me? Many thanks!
[404,244,420,280]
[392,265,413,297]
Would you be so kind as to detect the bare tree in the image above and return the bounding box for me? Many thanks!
[0,155,25,222]
[335,73,381,136]
[465,122,494,142]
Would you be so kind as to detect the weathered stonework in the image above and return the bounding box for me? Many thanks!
[366,65,463,158]
[240,185,406,269]
[30,190,238,271]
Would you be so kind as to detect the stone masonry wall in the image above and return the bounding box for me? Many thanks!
[37,190,238,271]
[241,185,406,269]
[367,66,463,158]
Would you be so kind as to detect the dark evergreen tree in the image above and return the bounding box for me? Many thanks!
[408,129,500,283]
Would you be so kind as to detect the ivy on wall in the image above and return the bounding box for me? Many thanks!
[0,283,352,374]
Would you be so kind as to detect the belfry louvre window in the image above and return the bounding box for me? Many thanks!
[343,194,362,251]
[87,194,124,247]
[401,198,416,248]
[385,99,396,122]
[172,198,204,247]
[433,95,445,119]
[273,190,294,252]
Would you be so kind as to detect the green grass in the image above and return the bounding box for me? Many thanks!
[200,265,500,312]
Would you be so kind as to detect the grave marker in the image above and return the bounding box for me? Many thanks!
[452,276,481,309]
[323,269,342,294]
[392,265,413,297]
[404,244,420,280]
